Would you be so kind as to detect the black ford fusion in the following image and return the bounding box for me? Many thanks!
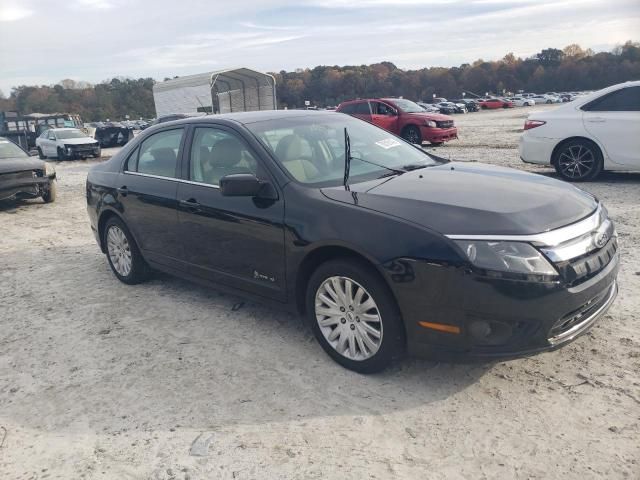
[86,111,618,373]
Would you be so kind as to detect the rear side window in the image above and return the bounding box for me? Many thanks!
[339,104,355,114]
[583,87,640,112]
[131,128,184,178]
[352,102,371,115]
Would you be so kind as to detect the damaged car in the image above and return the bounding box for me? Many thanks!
[0,137,57,203]
[36,128,101,160]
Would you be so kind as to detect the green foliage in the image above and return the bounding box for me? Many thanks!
[0,77,156,121]
[0,42,638,117]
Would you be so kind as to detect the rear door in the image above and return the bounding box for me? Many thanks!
[119,127,185,267]
[351,101,372,123]
[582,86,640,167]
[370,101,399,133]
[176,125,287,300]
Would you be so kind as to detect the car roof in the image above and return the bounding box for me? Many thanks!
[161,109,338,127]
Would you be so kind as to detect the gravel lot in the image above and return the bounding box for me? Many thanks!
[1,106,639,479]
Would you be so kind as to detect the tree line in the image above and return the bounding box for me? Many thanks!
[0,41,638,120]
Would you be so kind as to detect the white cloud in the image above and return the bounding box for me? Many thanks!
[0,5,34,22]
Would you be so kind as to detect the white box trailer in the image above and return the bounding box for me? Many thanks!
[152,67,277,117]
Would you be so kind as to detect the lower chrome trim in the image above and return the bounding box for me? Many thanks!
[548,281,617,345]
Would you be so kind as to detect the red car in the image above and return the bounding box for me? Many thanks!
[336,98,457,145]
[477,98,514,109]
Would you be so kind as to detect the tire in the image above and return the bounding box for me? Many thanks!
[37,147,46,159]
[57,147,66,161]
[42,180,56,203]
[103,216,150,285]
[93,148,102,159]
[553,139,603,182]
[305,259,405,373]
[546,100,552,104]
[402,125,422,145]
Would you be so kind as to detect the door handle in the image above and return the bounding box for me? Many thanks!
[179,198,201,212]
[586,117,606,123]
[116,186,128,196]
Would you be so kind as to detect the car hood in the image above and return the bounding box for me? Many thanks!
[0,156,46,174]
[321,162,597,236]
[405,112,452,121]
[61,138,97,145]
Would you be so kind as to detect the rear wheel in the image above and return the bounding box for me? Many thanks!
[553,139,603,182]
[402,125,422,145]
[306,259,405,373]
[104,217,150,284]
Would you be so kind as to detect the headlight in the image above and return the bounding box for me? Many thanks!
[454,240,557,276]
[424,120,436,127]
[44,162,55,176]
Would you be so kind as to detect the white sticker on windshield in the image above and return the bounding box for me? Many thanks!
[375,138,402,149]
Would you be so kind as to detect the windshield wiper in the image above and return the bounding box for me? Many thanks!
[343,128,405,189]
[400,163,432,171]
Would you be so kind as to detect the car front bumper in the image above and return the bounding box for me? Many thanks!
[0,174,55,201]
[421,126,458,144]
[384,251,619,361]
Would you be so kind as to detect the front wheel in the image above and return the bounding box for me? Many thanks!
[37,147,46,159]
[402,126,422,145]
[42,180,57,203]
[57,147,67,160]
[553,139,603,182]
[104,217,150,284]
[306,259,405,373]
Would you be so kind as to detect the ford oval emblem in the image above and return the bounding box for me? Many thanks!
[594,232,609,249]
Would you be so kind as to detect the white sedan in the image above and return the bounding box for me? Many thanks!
[529,94,562,104]
[36,128,101,160]
[520,80,640,181]
[511,97,535,107]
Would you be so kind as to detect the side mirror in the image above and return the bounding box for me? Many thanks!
[219,174,277,200]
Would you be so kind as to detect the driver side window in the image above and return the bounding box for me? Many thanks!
[190,128,260,186]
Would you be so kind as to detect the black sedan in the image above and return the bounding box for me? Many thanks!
[86,111,619,372]
[0,137,57,203]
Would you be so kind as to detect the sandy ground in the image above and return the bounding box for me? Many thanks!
[1,107,639,479]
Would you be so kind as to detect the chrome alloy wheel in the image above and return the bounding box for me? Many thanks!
[106,225,133,277]
[558,144,596,179]
[314,276,383,361]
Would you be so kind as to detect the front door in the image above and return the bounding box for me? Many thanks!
[43,130,57,156]
[118,127,185,267]
[582,85,640,168]
[370,101,398,133]
[176,126,286,300]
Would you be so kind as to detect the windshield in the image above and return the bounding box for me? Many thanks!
[55,129,88,140]
[246,113,437,186]
[385,98,424,113]
[0,139,28,159]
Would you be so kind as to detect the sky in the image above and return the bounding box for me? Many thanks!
[0,0,639,94]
